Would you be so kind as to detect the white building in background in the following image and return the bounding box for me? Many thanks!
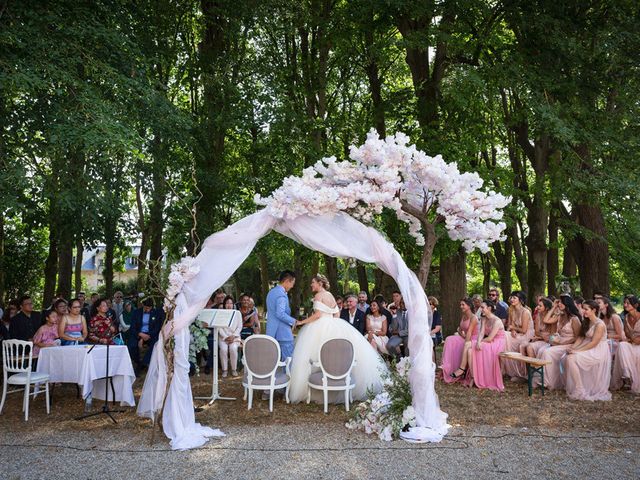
[78,245,165,291]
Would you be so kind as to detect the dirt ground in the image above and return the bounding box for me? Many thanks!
[1,368,637,439]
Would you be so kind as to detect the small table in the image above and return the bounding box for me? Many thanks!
[36,345,136,406]
[499,352,551,396]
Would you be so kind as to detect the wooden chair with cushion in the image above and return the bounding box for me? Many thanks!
[307,338,356,413]
[242,335,290,412]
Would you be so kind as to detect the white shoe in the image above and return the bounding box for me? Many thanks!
[222,371,228,378]
[231,370,238,377]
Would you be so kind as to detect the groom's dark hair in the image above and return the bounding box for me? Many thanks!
[278,270,296,283]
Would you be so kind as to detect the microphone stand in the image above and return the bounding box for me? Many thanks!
[75,338,125,423]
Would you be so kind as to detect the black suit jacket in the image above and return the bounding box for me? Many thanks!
[8,311,42,341]
[340,308,366,335]
[128,308,164,345]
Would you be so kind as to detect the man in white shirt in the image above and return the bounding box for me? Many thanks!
[340,295,366,335]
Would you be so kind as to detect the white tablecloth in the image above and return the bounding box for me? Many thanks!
[36,345,136,406]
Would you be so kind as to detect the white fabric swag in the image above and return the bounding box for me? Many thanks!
[137,210,449,449]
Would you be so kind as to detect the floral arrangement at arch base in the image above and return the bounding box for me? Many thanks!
[346,357,416,441]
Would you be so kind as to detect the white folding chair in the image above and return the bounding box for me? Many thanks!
[307,338,356,413]
[242,335,290,412]
[0,340,50,421]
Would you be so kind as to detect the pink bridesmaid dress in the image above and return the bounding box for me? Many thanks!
[564,319,611,401]
[441,316,478,383]
[604,315,626,360]
[610,318,640,393]
[468,316,506,391]
[536,314,578,389]
[502,308,534,379]
[527,312,557,357]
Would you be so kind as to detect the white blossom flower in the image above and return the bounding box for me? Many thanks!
[256,129,510,251]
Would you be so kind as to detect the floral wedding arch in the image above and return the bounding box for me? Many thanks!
[137,131,509,450]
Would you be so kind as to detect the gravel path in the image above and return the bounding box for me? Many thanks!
[2,421,638,480]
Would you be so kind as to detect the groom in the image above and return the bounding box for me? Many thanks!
[266,270,297,360]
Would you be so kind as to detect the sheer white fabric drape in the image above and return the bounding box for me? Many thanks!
[138,210,449,449]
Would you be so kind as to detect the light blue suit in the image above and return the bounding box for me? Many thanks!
[266,285,296,360]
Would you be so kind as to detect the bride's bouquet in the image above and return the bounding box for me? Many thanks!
[346,357,416,441]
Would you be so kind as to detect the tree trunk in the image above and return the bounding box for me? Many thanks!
[341,259,350,296]
[104,221,116,298]
[291,253,304,317]
[196,0,234,240]
[42,221,59,307]
[481,253,491,295]
[135,176,149,293]
[363,19,385,138]
[573,203,610,298]
[562,246,577,278]
[0,216,4,303]
[56,229,73,300]
[547,204,559,296]
[148,139,167,300]
[356,263,369,296]
[439,248,467,336]
[258,252,270,308]
[492,236,513,300]
[570,146,610,298]
[74,235,83,296]
[324,255,338,296]
[513,222,528,293]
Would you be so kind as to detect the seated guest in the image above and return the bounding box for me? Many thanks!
[429,296,442,363]
[33,310,60,358]
[218,296,242,377]
[442,298,478,382]
[205,293,225,374]
[564,300,611,401]
[52,299,68,324]
[574,296,585,317]
[429,296,442,347]
[9,295,41,341]
[58,298,88,345]
[596,296,626,359]
[1,302,18,341]
[471,294,483,319]
[611,295,640,393]
[88,299,117,345]
[526,297,556,358]
[335,296,344,311]
[502,291,534,381]
[340,294,366,335]
[387,295,408,359]
[239,293,260,340]
[488,288,509,322]
[535,294,582,390]
[365,299,388,354]
[128,298,164,368]
[467,299,506,391]
[357,291,369,313]
[367,295,393,326]
[119,300,134,342]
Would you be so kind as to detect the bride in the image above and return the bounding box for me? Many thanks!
[288,274,388,403]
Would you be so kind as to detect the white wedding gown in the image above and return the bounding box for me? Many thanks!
[288,301,388,403]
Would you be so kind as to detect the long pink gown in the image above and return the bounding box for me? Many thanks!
[468,315,506,391]
[527,312,557,357]
[441,316,478,383]
[564,319,611,401]
[535,314,578,389]
[610,318,640,393]
[502,308,534,378]
[604,315,625,360]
